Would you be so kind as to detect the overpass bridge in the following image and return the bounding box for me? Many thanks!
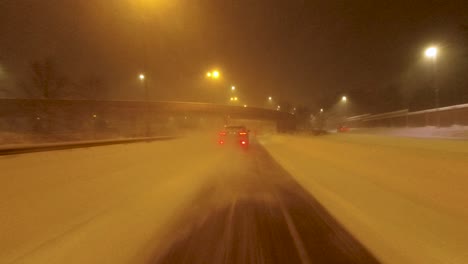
[0,99,295,141]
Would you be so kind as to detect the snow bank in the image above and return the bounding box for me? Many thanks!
[0,135,224,264]
[349,125,468,139]
[261,134,468,264]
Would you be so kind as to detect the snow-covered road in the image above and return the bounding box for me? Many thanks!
[1,133,467,263]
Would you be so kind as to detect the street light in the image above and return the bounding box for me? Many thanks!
[139,73,150,136]
[425,46,439,126]
[425,47,438,58]
[320,108,324,113]
[138,73,148,96]
[268,96,273,101]
[205,69,222,103]
[234,97,238,101]
[243,104,247,108]
[231,86,236,91]
[206,70,220,79]
[340,96,348,119]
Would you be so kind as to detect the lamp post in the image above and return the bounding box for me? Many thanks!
[206,70,220,80]
[265,96,273,109]
[425,46,439,126]
[139,73,150,136]
[205,69,222,103]
[341,96,348,123]
[139,73,149,100]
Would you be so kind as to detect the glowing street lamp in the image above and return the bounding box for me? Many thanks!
[265,96,274,110]
[424,46,439,126]
[231,86,236,91]
[138,72,150,135]
[320,108,324,113]
[243,104,247,108]
[138,73,148,98]
[206,70,220,79]
[340,96,348,119]
[425,47,438,58]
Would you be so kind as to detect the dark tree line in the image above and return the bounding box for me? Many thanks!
[16,57,105,100]
[26,58,68,98]
[11,57,107,134]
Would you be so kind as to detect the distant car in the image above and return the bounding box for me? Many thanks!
[218,125,250,147]
[337,125,349,133]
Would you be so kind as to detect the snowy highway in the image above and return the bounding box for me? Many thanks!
[1,133,467,264]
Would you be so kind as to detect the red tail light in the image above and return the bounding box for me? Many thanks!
[241,140,246,145]
[239,132,247,135]
[219,140,225,145]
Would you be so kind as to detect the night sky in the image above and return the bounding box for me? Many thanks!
[1,0,467,113]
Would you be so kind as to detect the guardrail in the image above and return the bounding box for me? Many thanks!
[0,136,178,156]
[346,103,468,128]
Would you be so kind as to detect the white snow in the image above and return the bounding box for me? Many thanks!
[349,125,468,139]
[0,134,226,264]
[2,132,467,264]
[260,133,468,264]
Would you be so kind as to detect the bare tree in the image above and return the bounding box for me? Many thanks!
[0,57,14,98]
[19,58,69,135]
[24,57,68,99]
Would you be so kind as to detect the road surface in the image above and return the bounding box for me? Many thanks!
[1,133,467,263]
[154,141,378,264]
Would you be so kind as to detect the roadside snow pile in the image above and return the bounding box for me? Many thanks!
[0,135,223,264]
[349,125,468,139]
[0,131,131,146]
[261,134,468,264]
